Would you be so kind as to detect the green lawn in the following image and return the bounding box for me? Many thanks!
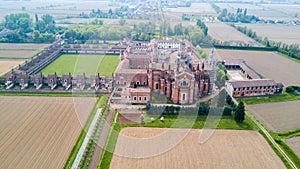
[240,91,300,105]
[39,54,119,76]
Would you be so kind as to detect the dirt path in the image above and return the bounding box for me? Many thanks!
[88,110,114,169]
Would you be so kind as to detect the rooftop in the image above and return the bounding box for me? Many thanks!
[228,79,277,88]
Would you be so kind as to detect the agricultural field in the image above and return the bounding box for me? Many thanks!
[0,60,24,76]
[206,22,261,47]
[285,136,300,158]
[216,49,300,86]
[164,3,217,16]
[39,54,119,76]
[0,0,120,21]
[215,3,295,21]
[260,4,300,21]
[110,127,285,169]
[0,43,49,59]
[247,100,300,132]
[0,96,96,169]
[235,23,300,45]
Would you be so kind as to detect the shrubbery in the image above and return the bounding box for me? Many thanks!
[147,104,235,116]
[286,86,300,93]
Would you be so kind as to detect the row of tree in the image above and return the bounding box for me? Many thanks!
[216,62,228,88]
[146,100,245,123]
[217,8,260,23]
[146,104,234,116]
[63,19,211,47]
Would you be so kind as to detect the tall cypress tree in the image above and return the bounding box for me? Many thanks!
[234,101,245,123]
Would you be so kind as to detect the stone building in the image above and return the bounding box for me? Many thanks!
[114,39,216,104]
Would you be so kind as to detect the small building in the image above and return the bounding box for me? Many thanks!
[75,74,86,90]
[17,73,29,90]
[32,73,43,90]
[2,72,15,89]
[47,73,58,90]
[226,79,279,97]
[61,73,72,90]
[89,74,101,90]
[129,87,151,104]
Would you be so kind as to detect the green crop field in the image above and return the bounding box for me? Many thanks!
[39,54,119,76]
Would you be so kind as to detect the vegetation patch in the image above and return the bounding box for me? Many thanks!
[241,91,300,105]
[39,54,119,76]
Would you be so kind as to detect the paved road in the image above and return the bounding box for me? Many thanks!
[71,108,102,169]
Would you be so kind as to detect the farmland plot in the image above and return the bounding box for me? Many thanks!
[0,43,49,59]
[110,127,285,169]
[285,137,300,159]
[0,96,96,169]
[235,23,300,45]
[0,60,24,76]
[215,3,291,21]
[216,49,300,86]
[0,0,119,20]
[247,100,300,132]
[164,3,217,16]
[206,22,261,46]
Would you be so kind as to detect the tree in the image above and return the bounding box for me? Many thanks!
[146,101,151,111]
[174,23,183,35]
[221,9,228,17]
[35,13,39,30]
[234,101,245,123]
[244,8,248,16]
[119,19,126,26]
[33,30,40,40]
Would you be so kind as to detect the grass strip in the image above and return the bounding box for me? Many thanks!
[277,128,300,139]
[239,91,300,105]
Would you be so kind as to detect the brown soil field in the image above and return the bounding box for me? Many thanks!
[0,43,49,59]
[206,22,261,46]
[285,136,300,158]
[235,23,300,45]
[0,96,96,169]
[164,3,217,15]
[0,0,118,20]
[0,50,39,59]
[216,49,300,86]
[0,43,49,49]
[0,60,24,76]
[110,127,285,169]
[118,109,142,124]
[247,100,300,132]
[215,3,293,21]
[260,4,300,21]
